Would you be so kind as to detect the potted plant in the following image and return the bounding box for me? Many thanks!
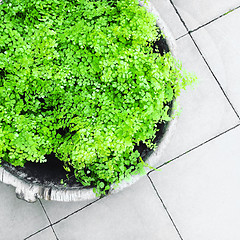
[0,0,195,202]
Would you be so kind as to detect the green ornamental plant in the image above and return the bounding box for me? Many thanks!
[0,0,195,195]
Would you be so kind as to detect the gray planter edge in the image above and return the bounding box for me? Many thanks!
[0,1,179,202]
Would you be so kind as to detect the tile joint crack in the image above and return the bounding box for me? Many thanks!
[147,175,184,240]
[147,123,240,175]
[39,199,60,240]
[176,5,240,40]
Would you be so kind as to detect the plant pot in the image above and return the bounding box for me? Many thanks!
[0,1,178,202]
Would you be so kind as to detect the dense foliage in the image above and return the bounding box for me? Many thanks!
[0,0,195,194]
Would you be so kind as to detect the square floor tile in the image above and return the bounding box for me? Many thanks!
[150,126,240,240]
[150,0,187,39]
[0,183,50,240]
[53,177,181,240]
[192,8,240,116]
[172,0,239,30]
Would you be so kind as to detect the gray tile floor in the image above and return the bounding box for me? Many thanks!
[1,1,240,239]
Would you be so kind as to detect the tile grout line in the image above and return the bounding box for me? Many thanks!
[24,225,51,240]
[175,32,188,41]
[169,0,240,120]
[147,175,184,240]
[38,199,60,240]
[51,197,102,226]
[188,32,240,120]
[176,5,240,41]
[24,195,102,239]
[147,123,240,174]
[169,0,190,31]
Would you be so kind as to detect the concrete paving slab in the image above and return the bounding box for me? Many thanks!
[53,177,181,240]
[0,182,50,240]
[171,0,239,31]
[40,198,95,224]
[27,228,57,240]
[149,125,240,240]
[153,34,239,164]
[150,0,187,39]
[192,8,240,116]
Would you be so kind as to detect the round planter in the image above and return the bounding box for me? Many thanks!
[0,1,178,202]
